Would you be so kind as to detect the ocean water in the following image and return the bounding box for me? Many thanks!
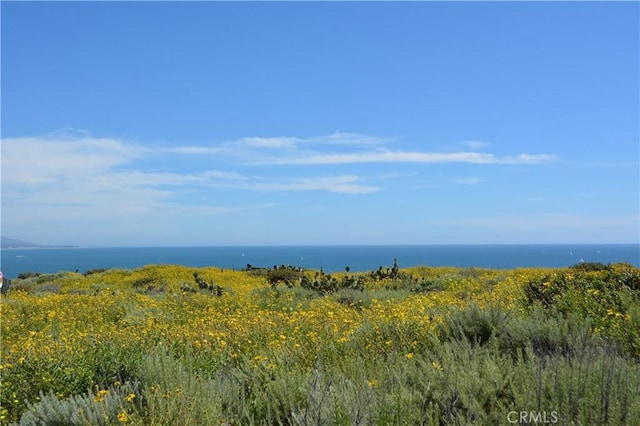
[1,244,638,279]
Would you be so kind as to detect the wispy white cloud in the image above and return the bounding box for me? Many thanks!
[315,131,391,146]
[249,150,557,166]
[240,175,380,194]
[1,134,147,184]
[134,132,386,159]
[212,132,390,161]
[514,154,557,163]
[1,131,558,214]
[1,132,383,233]
[0,135,239,231]
[240,137,300,150]
[141,132,556,168]
[1,130,560,240]
[165,146,223,155]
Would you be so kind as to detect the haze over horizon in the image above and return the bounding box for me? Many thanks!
[1,2,638,247]
[2,235,638,250]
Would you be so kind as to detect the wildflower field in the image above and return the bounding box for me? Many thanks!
[1,261,639,425]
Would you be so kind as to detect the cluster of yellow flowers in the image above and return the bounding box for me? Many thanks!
[2,265,537,362]
[0,264,551,422]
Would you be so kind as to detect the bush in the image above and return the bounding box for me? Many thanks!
[85,268,109,275]
[437,303,510,346]
[193,272,224,295]
[16,272,41,280]
[18,381,141,426]
[522,264,640,357]
[570,261,611,272]
[266,265,304,288]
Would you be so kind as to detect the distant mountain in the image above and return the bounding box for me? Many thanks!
[1,236,77,249]
[1,237,47,248]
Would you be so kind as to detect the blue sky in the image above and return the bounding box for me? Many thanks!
[1,1,638,247]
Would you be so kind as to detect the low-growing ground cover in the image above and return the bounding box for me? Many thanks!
[1,262,639,424]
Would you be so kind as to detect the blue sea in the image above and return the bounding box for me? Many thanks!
[1,244,638,279]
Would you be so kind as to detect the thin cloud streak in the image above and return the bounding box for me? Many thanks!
[165,146,223,155]
[251,151,557,165]
[239,175,380,194]
[181,132,555,166]
[234,132,389,150]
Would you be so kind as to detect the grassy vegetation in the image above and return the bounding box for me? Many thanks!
[1,262,639,424]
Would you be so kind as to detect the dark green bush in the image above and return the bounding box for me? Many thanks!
[301,269,340,294]
[36,274,56,284]
[17,272,41,280]
[193,272,224,295]
[570,262,611,272]
[266,265,304,288]
[85,268,109,275]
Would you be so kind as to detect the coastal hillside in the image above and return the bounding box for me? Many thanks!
[2,262,639,424]
[1,237,48,249]
[1,236,76,249]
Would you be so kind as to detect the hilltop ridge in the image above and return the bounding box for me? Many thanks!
[1,236,77,249]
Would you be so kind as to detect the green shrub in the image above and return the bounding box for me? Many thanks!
[570,262,611,272]
[522,264,640,357]
[437,303,511,346]
[266,265,305,288]
[17,381,141,426]
[16,272,41,280]
[193,272,224,295]
[36,274,57,285]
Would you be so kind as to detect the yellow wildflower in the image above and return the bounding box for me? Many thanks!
[117,410,129,423]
